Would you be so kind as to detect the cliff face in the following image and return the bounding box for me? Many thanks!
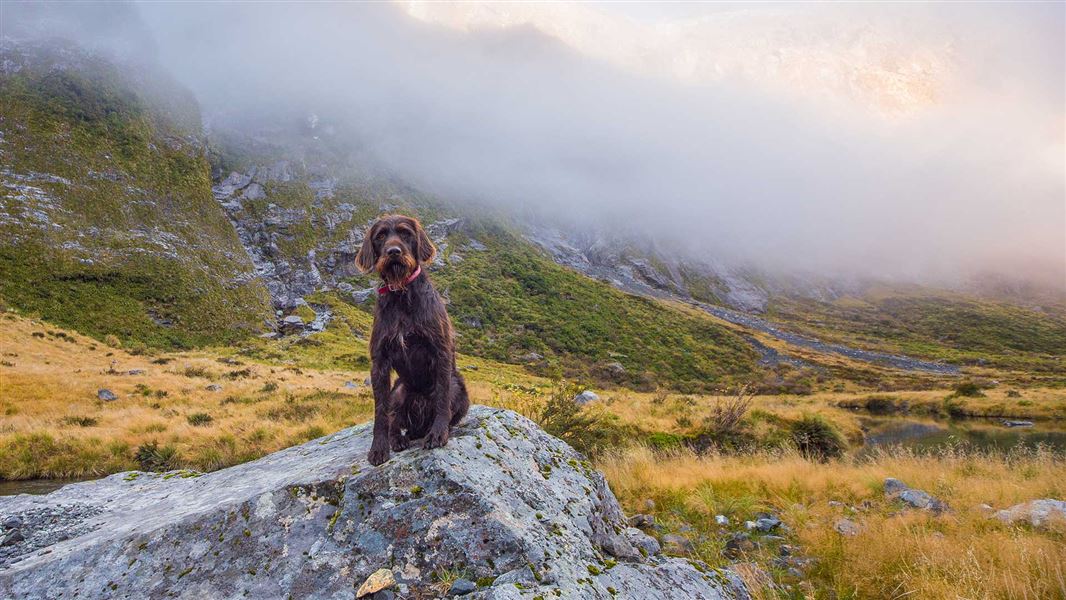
[0,406,748,599]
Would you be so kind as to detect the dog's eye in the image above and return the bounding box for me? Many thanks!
[375,231,386,240]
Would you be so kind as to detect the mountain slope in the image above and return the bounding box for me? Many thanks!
[0,39,273,348]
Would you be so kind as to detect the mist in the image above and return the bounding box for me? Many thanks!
[25,2,1066,288]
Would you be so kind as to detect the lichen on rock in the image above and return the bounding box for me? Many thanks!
[0,406,748,599]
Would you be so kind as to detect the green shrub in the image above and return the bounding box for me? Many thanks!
[187,412,214,426]
[791,415,846,460]
[135,441,181,471]
[537,382,626,457]
[953,381,986,398]
[863,395,903,414]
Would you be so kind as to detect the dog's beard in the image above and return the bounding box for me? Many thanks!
[376,254,417,290]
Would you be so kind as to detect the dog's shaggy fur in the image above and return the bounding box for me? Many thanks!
[355,214,470,466]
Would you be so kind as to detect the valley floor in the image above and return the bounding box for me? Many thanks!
[1,312,1064,599]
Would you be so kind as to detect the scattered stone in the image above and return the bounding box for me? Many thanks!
[573,390,599,405]
[642,499,656,512]
[356,568,395,598]
[96,389,117,402]
[3,516,23,529]
[724,532,756,558]
[205,384,222,392]
[364,376,372,386]
[660,534,695,556]
[752,516,781,532]
[1002,420,1034,428]
[625,527,661,556]
[279,315,306,334]
[628,514,655,529]
[884,478,948,514]
[126,369,145,376]
[994,499,1066,529]
[447,578,476,596]
[605,361,626,374]
[715,514,730,526]
[834,519,860,536]
[519,351,544,363]
[1,530,24,547]
[343,381,357,389]
[883,478,909,496]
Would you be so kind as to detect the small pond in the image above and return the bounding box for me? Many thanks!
[856,414,1066,455]
[0,478,90,497]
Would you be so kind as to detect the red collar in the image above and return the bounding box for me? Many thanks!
[378,266,422,295]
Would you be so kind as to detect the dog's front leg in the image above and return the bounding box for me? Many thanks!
[367,355,393,466]
[423,356,453,449]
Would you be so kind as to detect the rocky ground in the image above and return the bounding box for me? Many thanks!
[0,406,749,600]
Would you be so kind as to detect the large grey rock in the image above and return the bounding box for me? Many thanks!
[0,407,747,600]
[573,390,599,405]
[994,499,1066,529]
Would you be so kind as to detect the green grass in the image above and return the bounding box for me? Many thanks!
[431,222,759,391]
[768,291,1066,379]
[0,40,273,348]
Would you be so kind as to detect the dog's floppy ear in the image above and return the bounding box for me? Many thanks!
[413,219,436,264]
[355,222,378,273]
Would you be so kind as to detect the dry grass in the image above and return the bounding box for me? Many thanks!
[0,313,550,478]
[598,445,1066,599]
[0,314,374,477]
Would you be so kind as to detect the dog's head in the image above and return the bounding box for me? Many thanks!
[355,214,436,289]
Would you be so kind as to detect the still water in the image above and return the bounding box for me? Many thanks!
[856,415,1066,454]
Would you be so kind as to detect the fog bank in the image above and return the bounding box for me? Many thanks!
[19,2,1066,287]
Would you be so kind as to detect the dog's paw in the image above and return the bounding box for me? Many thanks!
[423,428,450,449]
[390,435,410,452]
[367,446,391,466]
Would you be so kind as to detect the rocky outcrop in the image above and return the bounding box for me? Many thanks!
[0,406,748,599]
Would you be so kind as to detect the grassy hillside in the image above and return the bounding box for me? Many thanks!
[768,289,1066,380]
[0,41,272,348]
[431,222,759,391]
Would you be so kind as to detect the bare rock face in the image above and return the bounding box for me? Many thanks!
[0,406,748,600]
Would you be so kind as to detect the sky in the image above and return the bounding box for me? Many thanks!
[17,1,1066,288]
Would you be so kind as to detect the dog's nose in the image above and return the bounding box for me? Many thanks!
[386,246,402,257]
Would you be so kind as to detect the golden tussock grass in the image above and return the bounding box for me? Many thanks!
[597,445,1066,599]
[0,314,546,478]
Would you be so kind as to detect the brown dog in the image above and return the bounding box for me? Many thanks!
[355,214,470,466]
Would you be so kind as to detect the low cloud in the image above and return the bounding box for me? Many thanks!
[15,2,1066,287]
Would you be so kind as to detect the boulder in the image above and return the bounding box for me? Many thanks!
[96,389,117,402]
[994,499,1066,529]
[0,406,747,600]
[834,519,860,536]
[449,578,477,596]
[279,315,306,334]
[573,390,600,405]
[884,478,948,514]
